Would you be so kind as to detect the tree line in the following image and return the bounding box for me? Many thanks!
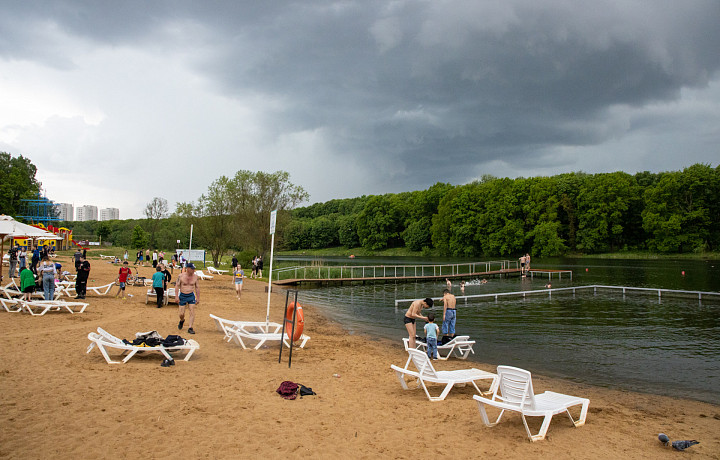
[284,164,720,256]
[61,170,307,266]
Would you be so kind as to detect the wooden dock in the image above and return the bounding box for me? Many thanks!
[272,267,571,286]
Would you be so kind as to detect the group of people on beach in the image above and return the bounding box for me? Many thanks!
[404,289,457,360]
[115,257,200,335]
[11,245,88,301]
[131,249,167,268]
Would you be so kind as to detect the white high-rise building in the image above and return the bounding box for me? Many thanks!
[76,205,98,221]
[100,208,120,221]
[56,203,74,221]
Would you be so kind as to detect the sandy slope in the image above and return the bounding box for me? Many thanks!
[0,253,718,459]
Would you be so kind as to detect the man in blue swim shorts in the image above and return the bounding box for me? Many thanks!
[175,263,200,334]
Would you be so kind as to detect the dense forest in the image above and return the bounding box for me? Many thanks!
[284,164,720,256]
[4,149,718,258]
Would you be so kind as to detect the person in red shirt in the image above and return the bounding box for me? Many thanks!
[114,261,132,299]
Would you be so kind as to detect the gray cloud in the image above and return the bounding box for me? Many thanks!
[1,0,719,215]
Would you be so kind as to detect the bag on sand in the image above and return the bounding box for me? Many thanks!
[299,384,316,397]
[276,381,299,400]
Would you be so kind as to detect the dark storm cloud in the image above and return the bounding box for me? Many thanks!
[3,0,719,192]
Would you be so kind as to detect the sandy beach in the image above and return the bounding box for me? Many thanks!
[1,253,718,459]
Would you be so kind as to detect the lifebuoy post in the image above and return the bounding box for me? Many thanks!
[279,289,301,368]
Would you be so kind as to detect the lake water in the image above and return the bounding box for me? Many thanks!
[275,256,720,404]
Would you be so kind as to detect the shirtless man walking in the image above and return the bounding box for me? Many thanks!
[404,297,433,349]
[175,263,200,334]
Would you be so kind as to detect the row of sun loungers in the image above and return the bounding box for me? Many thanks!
[390,347,589,442]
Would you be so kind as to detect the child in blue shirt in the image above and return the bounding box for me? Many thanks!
[424,313,440,360]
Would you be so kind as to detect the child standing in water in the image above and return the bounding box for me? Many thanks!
[233,264,245,299]
[424,313,440,360]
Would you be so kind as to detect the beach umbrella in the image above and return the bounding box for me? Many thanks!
[0,215,62,282]
[0,215,30,282]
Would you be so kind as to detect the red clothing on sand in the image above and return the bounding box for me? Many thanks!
[118,267,132,283]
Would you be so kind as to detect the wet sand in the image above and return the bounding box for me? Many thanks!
[1,253,718,459]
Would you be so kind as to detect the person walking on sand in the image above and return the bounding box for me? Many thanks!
[114,261,132,299]
[123,250,128,263]
[233,264,245,299]
[404,297,433,349]
[152,265,165,308]
[152,250,158,268]
[75,256,90,299]
[175,263,200,334]
[145,249,150,267]
[441,289,457,341]
[256,256,263,278]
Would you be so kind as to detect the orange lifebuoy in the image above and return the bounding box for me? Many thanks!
[285,301,305,342]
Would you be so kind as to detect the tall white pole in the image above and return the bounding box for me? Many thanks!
[265,233,275,326]
[189,224,194,253]
[266,210,277,326]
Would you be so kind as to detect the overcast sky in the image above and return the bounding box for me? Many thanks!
[1,1,719,219]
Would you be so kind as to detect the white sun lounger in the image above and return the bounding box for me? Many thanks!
[209,314,283,341]
[99,254,115,260]
[145,287,175,306]
[196,270,214,280]
[207,266,228,275]
[390,349,498,402]
[60,282,116,297]
[228,327,311,350]
[86,327,199,364]
[473,365,590,441]
[403,335,476,360]
[1,285,63,301]
[18,299,90,315]
[0,297,22,312]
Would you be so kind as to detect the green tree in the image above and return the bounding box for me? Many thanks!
[144,197,169,248]
[356,194,406,250]
[642,164,720,252]
[96,221,112,242]
[130,225,149,249]
[0,152,41,216]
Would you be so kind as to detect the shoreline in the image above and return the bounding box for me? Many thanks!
[1,254,718,458]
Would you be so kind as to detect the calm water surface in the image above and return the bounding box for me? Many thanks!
[276,256,720,404]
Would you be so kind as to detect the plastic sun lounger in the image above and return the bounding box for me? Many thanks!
[86,327,199,364]
[99,254,115,260]
[228,328,310,350]
[0,297,22,312]
[61,282,116,297]
[390,349,498,402]
[209,314,283,341]
[1,285,63,301]
[473,365,589,442]
[18,299,90,315]
[145,288,175,306]
[196,270,214,280]
[403,335,476,360]
[206,266,228,275]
